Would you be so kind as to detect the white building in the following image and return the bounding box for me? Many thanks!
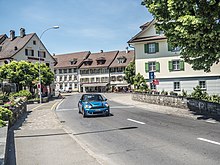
[128,20,220,95]
[0,28,57,95]
[79,50,119,93]
[54,51,90,92]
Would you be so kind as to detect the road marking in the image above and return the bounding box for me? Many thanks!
[56,99,65,110]
[111,105,134,109]
[56,108,77,112]
[31,104,43,110]
[197,138,220,146]
[127,118,145,125]
[206,120,217,124]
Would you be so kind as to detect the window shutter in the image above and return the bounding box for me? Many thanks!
[155,43,159,52]
[168,43,172,51]
[180,61,185,71]
[156,62,160,72]
[145,63,149,73]
[144,44,149,53]
[168,61,173,71]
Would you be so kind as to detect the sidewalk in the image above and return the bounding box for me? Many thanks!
[6,98,100,165]
[104,93,199,120]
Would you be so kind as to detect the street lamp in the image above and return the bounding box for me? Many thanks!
[38,26,59,104]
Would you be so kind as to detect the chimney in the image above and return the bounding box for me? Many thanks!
[10,30,15,40]
[100,50,103,53]
[20,28,25,38]
[125,47,129,53]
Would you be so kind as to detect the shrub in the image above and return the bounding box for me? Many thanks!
[0,106,13,127]
[10,90,32,100]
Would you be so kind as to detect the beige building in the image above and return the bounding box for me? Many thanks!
[0,28,57,95]
[109,49,134,92]
[128,20,220,95]
[79,50,119,93]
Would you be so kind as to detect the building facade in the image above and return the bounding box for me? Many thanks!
[54,51,90,92]
[109,49,134,92]
[79,50,118,93]
[128,20,220,95]
[0,28,57,95]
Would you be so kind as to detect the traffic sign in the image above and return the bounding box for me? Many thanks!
[152,79,159,85]
[149,71,155,79]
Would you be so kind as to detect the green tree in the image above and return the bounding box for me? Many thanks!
[142,0,220,72]
[133,73,147,90]
[124,61,135,85]
[37,62,54,86]
[0,61,54,93]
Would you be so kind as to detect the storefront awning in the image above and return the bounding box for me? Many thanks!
[115,84,129,87]
[82,83,108,87]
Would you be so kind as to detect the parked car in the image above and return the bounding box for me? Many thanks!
[78,94,110,117]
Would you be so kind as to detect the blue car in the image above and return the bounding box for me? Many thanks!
[78,94,110,117]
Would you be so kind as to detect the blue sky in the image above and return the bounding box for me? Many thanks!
[0,0,152,54]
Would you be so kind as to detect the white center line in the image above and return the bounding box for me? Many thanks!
[197,138,220,146]
[127,118,145,125]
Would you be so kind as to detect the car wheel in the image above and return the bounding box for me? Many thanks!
[106,110,110,117]
[82,108,87,118]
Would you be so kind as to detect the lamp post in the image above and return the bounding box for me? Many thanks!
[38,26,59,104]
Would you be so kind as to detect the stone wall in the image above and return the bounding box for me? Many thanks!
[132,92,188,109]
[132,93,220,117]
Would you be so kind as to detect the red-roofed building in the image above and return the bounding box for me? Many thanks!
[79,50,118,92]
[54,51,90,92]
[109,48,134,92]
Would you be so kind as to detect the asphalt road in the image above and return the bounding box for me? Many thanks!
[55,93,220,165]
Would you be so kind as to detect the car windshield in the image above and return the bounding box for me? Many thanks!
[82,95,104,102]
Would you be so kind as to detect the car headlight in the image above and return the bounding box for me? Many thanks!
[84,104,92,109]
[104,103,109,107]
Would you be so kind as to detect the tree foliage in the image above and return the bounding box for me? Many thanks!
[0,61,54,91]
[133,73,147,89]
[124,61,135,85]
[142,0,220,72]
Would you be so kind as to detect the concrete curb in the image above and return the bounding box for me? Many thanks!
[0,122,9,165]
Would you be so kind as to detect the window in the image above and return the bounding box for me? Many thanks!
[59,76,63,81]
[74,83,77,89]
[199,81,206,90]
[25,49,34,56]
[169,60,184,71]
[174,82,180,91]
[168,43,181,52]
[73,68,77,73]
[63,69,67,73]
[33,40,36,45]
[145,62,160,72]
[68,69,72,73]
[54,69,57,74]
[59,69,62,74]
[96,77,100,82]
[69,75,72,81]
[64,76,67,81]
[91,78,95,83]
[144,43,159,53]
[38,51,46,58]
[74,75,77,81]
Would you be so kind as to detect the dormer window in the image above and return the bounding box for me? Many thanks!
[70,58,77,65]
[96,57,106,65]
[117,56,126,64]
[84,58,93,66]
